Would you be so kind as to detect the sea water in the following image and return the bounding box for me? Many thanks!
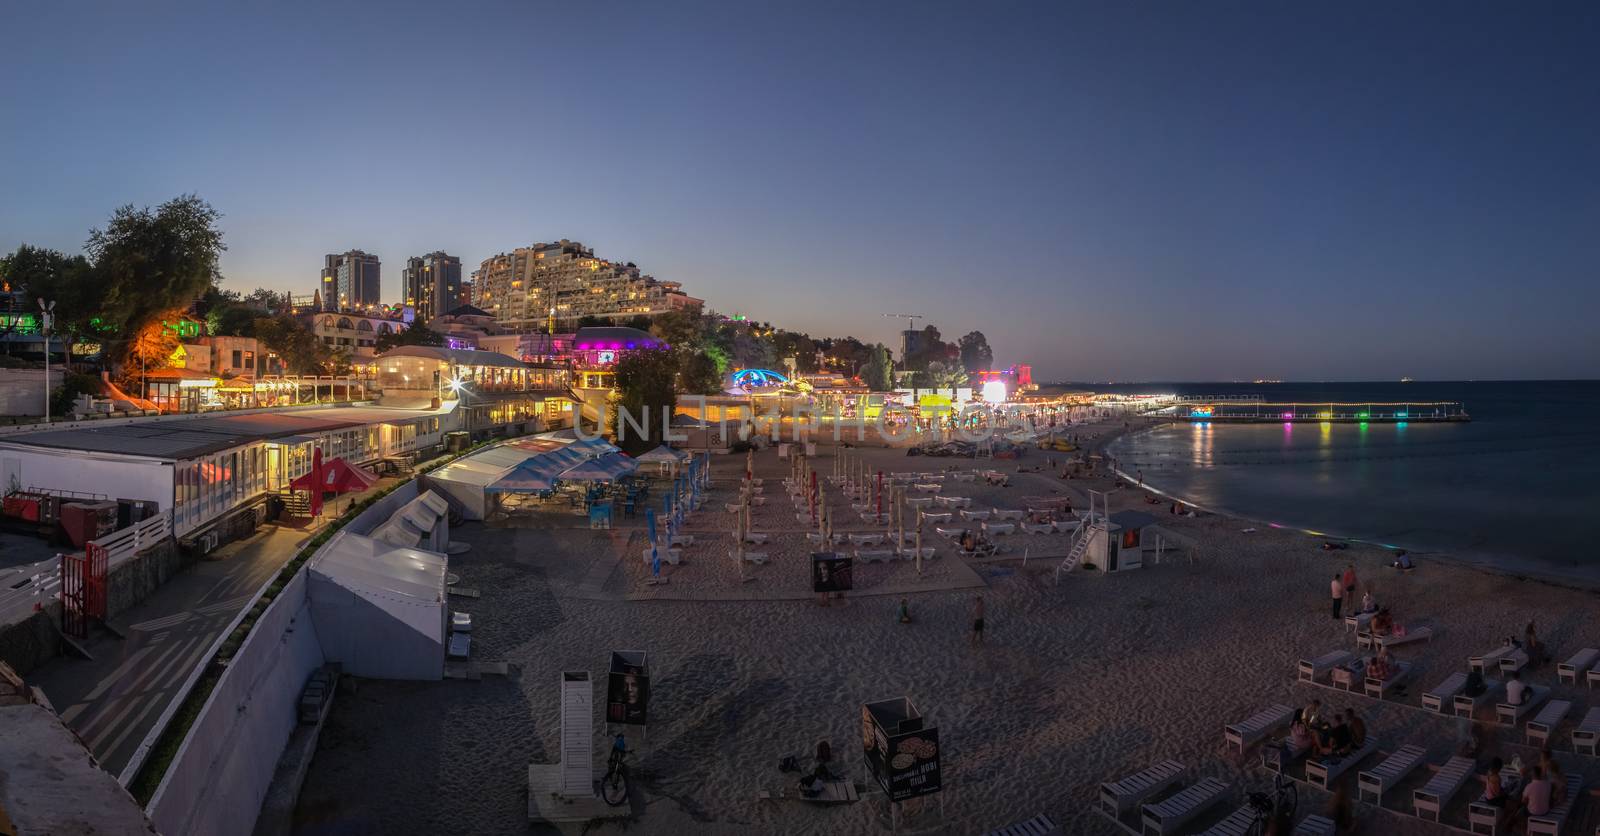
[1101,381,1600,581]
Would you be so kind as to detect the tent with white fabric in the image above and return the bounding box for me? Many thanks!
[635,444,691,476]
[424,456,513,519]
[306,530,447,680]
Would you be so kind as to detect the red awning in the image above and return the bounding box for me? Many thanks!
[290,457,380,494]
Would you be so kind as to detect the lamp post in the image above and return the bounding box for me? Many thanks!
[37,298,55,423]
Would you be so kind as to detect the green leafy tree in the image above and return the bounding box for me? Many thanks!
[864,344,894,391]
[374,320,444,353]
[958,330,993,374]
[255,315,331,374]
[86,195,227,363]
[2,244,98,359]
[678,349,723,395]
[611,348,679,454]
[649,310,703,348]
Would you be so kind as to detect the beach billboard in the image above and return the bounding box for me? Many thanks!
[606,651,649,726]
[811,552,853,593]
[862,697,941,801]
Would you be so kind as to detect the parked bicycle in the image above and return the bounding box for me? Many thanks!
[600,733,630,806]
[1245,770,1297,835]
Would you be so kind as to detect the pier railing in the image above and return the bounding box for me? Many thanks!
[1178,401,1468,422]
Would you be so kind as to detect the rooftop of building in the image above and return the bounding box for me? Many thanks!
[572,326,665,350]
[438,304,492,319]
[375,345,532,368]
[0,403,450,462]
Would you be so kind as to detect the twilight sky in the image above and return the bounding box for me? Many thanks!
[3,1,1597,381]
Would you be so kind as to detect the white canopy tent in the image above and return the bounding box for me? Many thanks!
[306,530,447,680]
[426,456,514,520]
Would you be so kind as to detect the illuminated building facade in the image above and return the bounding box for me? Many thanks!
[320,250,382,312]
[472,239,701,332]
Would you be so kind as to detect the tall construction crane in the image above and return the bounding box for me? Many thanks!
[882,313,925,364]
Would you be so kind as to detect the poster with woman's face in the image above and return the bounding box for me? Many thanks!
[606,671,649,725]
[812,554,853,593]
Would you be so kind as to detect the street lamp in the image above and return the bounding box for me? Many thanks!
[37,298,55,423]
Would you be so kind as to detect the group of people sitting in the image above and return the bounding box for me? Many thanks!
[957,529,995,555]
[1481,748,1568,827]
[1287,700,1367,762]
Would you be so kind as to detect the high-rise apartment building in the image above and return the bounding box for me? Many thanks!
[319,250,382,312]
[472,239,701,332]
[402,251,467,323]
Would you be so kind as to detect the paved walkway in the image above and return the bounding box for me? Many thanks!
[30,525,307,776]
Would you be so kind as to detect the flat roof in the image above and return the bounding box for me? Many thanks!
[0,404,448,462]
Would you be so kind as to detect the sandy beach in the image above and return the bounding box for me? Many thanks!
[292,417,1600,836]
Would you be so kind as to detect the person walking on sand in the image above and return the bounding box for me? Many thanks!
[1330,574,1344,619]
[971,595,986,646]
[1342,564,1357,604]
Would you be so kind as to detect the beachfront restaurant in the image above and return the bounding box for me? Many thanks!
[0,403,453,546]
[374,346,574,439]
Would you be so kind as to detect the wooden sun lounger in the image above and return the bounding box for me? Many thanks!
[1304,738,1377,789]
[759,779,859,804]
[1496,685,1550,726]
[1098,760,1185,816]
[992,508,1025,521]
[1262,738,1310,774]
[1557,648,1598,685]
[1020,522,1054,534]
[934,526,964,539]
[961,509,993,521]
[984,813,1061,836]
[1573,706,1600,756]
[1344,610,1377,633]
[1526,699,1572,747]
[1454,679,1502,718]
[1357,626,1434,650]
[847,533,884,546]
[1197,805,1255,836]
[1365,661,1415,699]
[1298,651,1354,683]
[1589,663,1600,690]
[1422,672,1468,713]
[855,550,894,563]
[742,551,768,565]
[1357,744,1426,803]
[922,511,952,523]
[1412,755,1474,822]
[982,522,1015,536]
[1471,645,1516,674]
[1498,648,1529,675]
[1292,816,1336,836]
[1140,777,1229,836]
[1224,704,1294,754]
[1526,774,1583,836]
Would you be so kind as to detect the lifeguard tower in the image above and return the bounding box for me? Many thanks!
[1079,509,1156,573]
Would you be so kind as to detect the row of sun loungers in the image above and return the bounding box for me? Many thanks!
[1470,643,1528,676]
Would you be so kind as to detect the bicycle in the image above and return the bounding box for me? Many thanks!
[600,734,630,807]
[1245,769,1297,835]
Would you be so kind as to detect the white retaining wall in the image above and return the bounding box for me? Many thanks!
[147,481,421,836]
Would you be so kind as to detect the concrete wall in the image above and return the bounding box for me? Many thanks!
[107,538,192,621]
[0,446,172,510]
[146,481,422,836]
[0,368,61,417]
[147,569,324,836]
[0,604,63,676]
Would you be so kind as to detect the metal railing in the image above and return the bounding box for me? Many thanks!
[0,510,171,629]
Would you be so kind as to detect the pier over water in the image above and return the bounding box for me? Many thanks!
[1165,401,1469,423]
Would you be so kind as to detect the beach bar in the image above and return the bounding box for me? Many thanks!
[1170,401,1468,424]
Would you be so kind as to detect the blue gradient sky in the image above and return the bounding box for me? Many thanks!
[3,1,1597,381]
